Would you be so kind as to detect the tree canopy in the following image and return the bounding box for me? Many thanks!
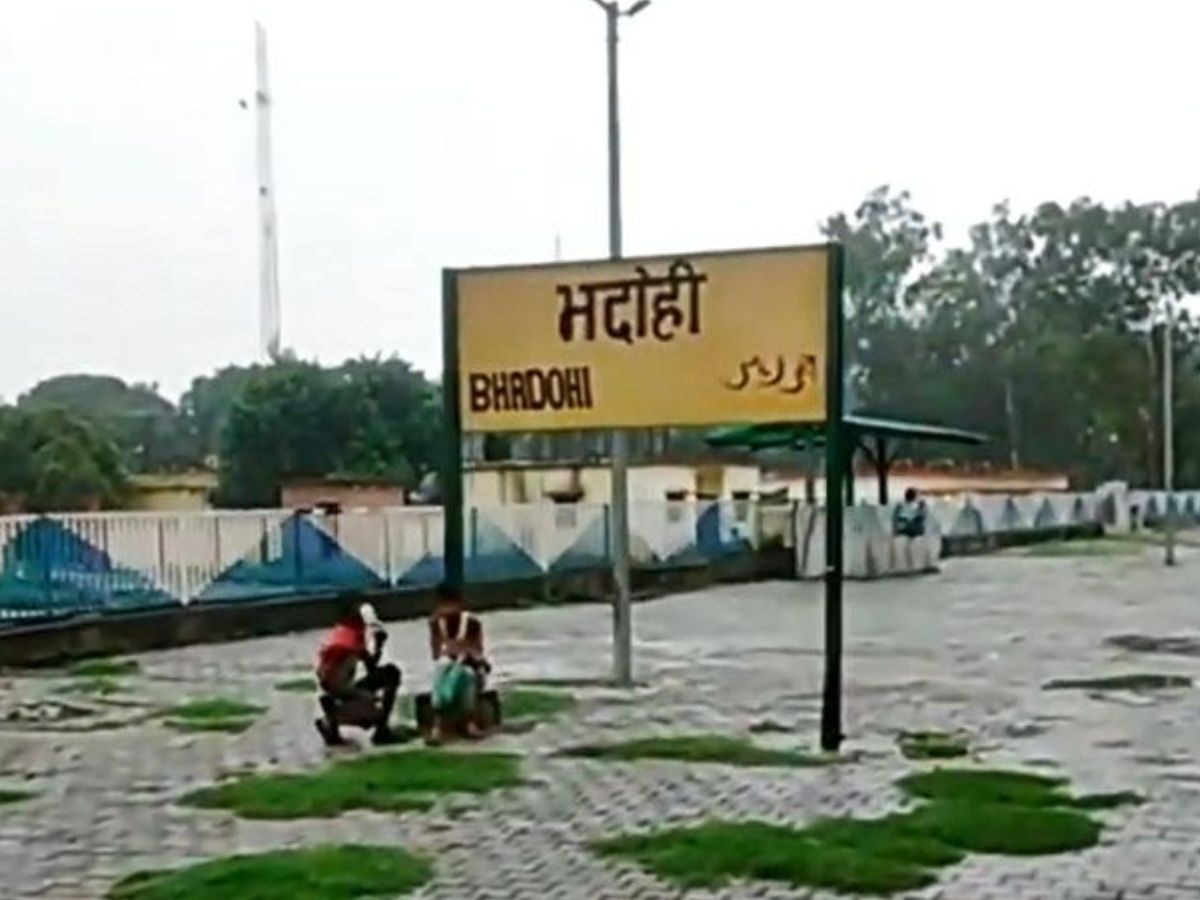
[19,374,192,473]
[832,187,1200,487]
[7,187,1200,512]
[6,356,442,511]
[0,406,128,512]
[215,357,442,508]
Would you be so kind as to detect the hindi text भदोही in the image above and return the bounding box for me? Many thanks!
[557,259,707,345]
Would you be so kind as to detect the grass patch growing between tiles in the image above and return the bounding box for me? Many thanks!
[502,688,577,723]
[561,734,837,768]
[897,731,970,761]
[1021,540,1143,558]
[0,789,32,805]
[56,676,126,698]
[395,687,577,730]
[68,658,141,679]
[1043,673,1191,692]
[160,697,266,735]
[595,767,1139,895]
[274,677,317,693]
[180,749,523,820]
[107,844,432,900]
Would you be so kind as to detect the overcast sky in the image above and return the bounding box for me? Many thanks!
[3,0,1198,402]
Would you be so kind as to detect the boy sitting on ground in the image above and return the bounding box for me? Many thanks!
[427,583,492,744]
[315,601,402,747]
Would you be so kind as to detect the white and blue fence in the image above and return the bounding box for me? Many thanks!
[798,491,1108,579]
[0,501,762,628]
[0,487,1180,629]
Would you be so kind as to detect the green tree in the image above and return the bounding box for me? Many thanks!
[822,186,941,415]
[178,365,263,461]
[217,362,343,507]
[823,188,1200,487]
[215,357,442,507]
[333,356,443,483]
[0,406,128,511]
[19,374,192,473]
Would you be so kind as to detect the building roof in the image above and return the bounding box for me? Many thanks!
[465,454,762,472]
[706,415,986,451]
[282,475,406,488]
[129,472,218,491]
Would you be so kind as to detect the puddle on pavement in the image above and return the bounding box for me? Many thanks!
[4,698,95,724]
[1106,634,1200,657]
[1004,722,1050,739]
[1036,713,1075,724]
[1044,673,1192,694]
[1021,757,1063,770]
[0,696,155,733]
[1132,753,1193,767]
[1087,691,1161,707]
[1161,768,1200,785]
[748,719,797,735]
[513,677,650,691]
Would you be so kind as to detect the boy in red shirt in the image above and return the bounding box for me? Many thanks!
[315,601,401,746]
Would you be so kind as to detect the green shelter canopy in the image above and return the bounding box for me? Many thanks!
[707,415,985,451]
[706,414,986,504]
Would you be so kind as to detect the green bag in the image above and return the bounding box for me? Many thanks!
[432,660,473,712]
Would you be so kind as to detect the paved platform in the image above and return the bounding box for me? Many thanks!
[4,543,1200,898]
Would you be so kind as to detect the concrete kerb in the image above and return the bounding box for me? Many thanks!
[0,550,790,668]
[0,532,1086,668]
[941,523,1103,557]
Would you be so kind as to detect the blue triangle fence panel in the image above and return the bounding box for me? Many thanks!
[465,508,544,583]
[0,515,174,626]
[999,497,1024,532]
[394,507,546,587]
[198,513,386,602]
[399,552,445,587]
[1144,493,1162,526]
[381,508,443,587]
[950,503,985,537]
[549,507,612,573]
[701,501,757,557]
[1033,498,1058,530]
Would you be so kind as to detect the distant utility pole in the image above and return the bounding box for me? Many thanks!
[255,21,282,361]
[1164,302,1177,566]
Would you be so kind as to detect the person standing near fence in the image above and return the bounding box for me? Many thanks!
[893,488,928,538]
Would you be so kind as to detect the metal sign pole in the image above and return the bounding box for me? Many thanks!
[1164,302,1177,567]
[442,269,466,592]
[603,0,634,687]
[820,244,846,753]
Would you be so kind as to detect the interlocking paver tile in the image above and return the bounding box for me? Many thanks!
[3,550,1200,897]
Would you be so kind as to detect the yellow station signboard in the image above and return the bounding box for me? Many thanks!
[452,244,832,432]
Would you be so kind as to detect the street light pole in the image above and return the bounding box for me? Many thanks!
[1164,301,1177,566]
[589,0,649,688]
[602,3,623,257]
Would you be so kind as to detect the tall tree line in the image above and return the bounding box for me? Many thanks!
[827,187,1200,487]
[5,186,1200,511]
[1,357,443,511]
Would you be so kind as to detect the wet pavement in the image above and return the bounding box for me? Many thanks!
[3,543,1200,898]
